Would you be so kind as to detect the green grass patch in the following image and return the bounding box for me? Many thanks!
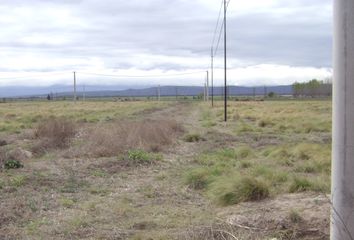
[209,176,270,206]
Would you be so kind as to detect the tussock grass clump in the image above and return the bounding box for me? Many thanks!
[289,209,303,223]
[289,177,314,193]
[127,149,162,164]
[33,117,76,153]
[184,168,217,190]
[209,177,270,206]
[81,119,183,157]
[184,133,203,142]
[4,159,23,169]
[0,148,30,170]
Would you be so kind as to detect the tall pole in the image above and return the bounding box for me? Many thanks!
[332,0,354,239]
[223,0,227,122]
[204,82,206,102]
[73,71,77,102]
[206,71,209,102]
[211,47,214,107]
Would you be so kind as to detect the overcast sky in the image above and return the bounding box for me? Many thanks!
[0,0,332,87]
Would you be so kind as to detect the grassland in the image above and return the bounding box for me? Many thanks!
[0,100,331,239]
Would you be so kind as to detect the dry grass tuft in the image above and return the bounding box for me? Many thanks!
[75,119,183,157]
[32,117,76,154]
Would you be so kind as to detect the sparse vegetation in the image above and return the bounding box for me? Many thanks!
[0,100,332,239]
[33,116,76,153]
[184,133,203,142]
[4,159,23,169]
[209,177,270,206]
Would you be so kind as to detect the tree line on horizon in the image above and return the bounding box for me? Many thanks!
[292,79,332,98]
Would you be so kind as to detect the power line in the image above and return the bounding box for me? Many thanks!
[77,71,206,78]
[211,0,224,49]
[213,0,231,57]
[0,72,68,80]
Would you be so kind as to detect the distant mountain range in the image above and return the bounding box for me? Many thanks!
[0,85,293,98]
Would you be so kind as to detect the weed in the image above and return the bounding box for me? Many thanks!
[10,175,26,188]
[289,177,313,193]
[184,168,214,190]
[4,159,23,169]
[240,161,252,169]
[89,187,110,196]
[33,116,76,153]
[79,119,183,157]
[184,133,204,142]
[59,198,76,208]
[27,198,38,212]
[209,177,270,206]
[127,149,162,164]
[60,175,88,193]
[26,218,49,234]
[289,209,303,223]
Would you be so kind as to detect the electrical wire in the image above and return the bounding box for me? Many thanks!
[211,0,224,51]
[0,72,68,80]
[77,71,206,78]
[212,0,231,57]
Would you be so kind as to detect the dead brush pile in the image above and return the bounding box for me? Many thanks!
[32,117,76,154]
[75,119,183,157]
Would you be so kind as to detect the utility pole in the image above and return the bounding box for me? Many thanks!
[332,0,354,239]
[206,71,209,102]
[73,71,77,102]
[223,0,227,122]
[211,47,214,107]
[203,82,206,101]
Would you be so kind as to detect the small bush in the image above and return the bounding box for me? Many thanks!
[77,119,183,158]
[235,146,253,159]
[184,168,213,190]
[33,117,76,153]
[4,159,23,169]
[210,177,269,206]
[240,161,252,169]
[289,209,303,223]
[127,149,162,164]
[257,119,274,128]
[289,177,313,193]
[184,133,203,142]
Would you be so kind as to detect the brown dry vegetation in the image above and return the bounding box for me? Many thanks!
[0,100,331,240]
[32,117,77,154]
[67,118,183,158]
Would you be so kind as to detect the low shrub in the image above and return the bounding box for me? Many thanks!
[33,117,76,153]
[289,177,313,193]
[184,133,203,142]
[184,168,214,190]
[127,149,162,164]
[78,119,183,158]
[4,159,23,169]
[210,177,270,206]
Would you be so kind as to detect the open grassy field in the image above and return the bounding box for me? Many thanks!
[0,100,331,239]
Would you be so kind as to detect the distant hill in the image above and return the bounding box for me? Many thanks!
[75,85,293,98]
[1,85,293,98]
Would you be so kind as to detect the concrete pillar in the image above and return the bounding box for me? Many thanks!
[332,0,354,239]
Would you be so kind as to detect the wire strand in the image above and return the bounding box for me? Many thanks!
[0,72,68,80]
[211,0,224,51]
[77,71,206,78]
[212,0,231,57]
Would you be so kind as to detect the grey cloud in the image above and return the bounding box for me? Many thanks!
[0,0,332,73]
